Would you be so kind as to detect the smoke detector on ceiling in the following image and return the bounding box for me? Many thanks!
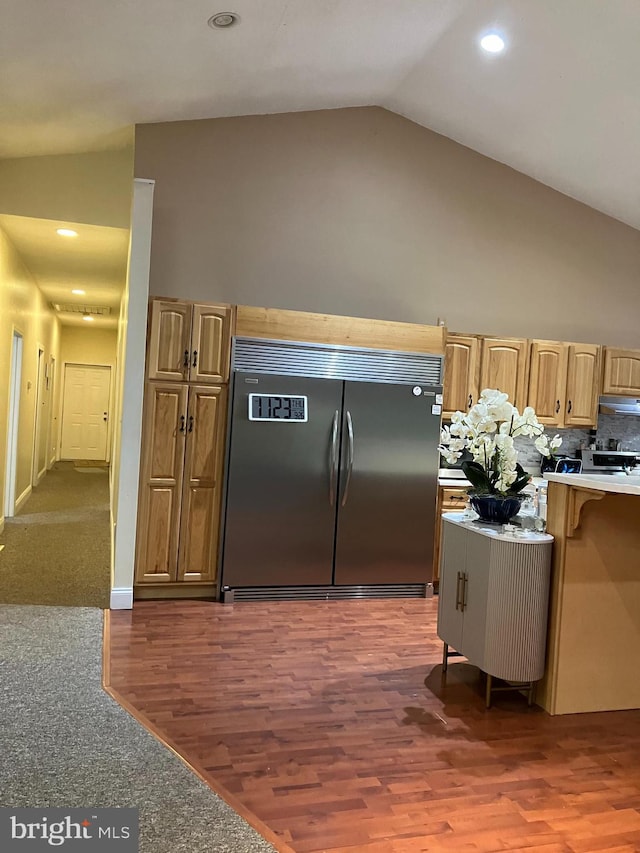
[208,11,239,28]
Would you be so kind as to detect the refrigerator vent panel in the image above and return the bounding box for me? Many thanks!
[232,337,443,385]
[223,584,428,602]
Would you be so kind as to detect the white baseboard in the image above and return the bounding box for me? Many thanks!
[15,484,32,514]
[110,587,133,610]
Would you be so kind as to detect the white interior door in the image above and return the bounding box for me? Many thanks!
[61,364,111,461]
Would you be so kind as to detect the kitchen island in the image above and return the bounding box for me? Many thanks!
[537,473,640,715]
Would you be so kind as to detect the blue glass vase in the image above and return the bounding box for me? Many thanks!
[469,494,523,524]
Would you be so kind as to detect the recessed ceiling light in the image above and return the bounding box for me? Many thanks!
[71,289,86,295]
[82,315,94,322]
[57,228,78,237]
[480,32,506,53]
[208,11,239,28]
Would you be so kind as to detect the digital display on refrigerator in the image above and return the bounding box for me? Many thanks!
[248,394,308,422]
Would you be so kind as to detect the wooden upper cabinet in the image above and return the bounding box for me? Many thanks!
[147,300,192,382]
[564,344,601,426]
[443,334,480,419]
[527,341,568,426]
[479,338,529,411]
[190,304,233,384]
[178,385,228,583]
[147,298,234,384]
[528,340,601,428]
[602,348,640,396]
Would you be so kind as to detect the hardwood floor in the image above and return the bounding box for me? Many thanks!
[107,598,640,853]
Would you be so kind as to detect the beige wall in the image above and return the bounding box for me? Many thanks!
[0,225,60,521]
[57,326,118,462]
[0,147,134,229]
[59,326,118,367]
[135,107,640,347]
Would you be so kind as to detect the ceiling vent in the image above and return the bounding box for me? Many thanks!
[51,303,111,316]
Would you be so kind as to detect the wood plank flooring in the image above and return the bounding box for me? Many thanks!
[107,598,640,853]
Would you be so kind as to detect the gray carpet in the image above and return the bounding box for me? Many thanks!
[0,605,277,853]
[0,462,110,608]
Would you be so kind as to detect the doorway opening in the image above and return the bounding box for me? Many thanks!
[4,330,24,519]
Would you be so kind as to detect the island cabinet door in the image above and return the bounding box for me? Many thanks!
[458,537,491,667]
[564,344,601,427]
[437,521,466,651]
[527,341,568,426]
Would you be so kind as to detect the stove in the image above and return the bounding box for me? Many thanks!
[580,449,639,475]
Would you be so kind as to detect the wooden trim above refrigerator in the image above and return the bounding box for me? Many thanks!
[235,305,445,355]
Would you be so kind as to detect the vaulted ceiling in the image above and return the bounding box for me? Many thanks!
[2,0,639,233]
[0,0,640,326]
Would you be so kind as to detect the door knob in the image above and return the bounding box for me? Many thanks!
[103,412,108,422]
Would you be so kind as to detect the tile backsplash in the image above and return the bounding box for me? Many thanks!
[594,414,640,453]
[516,413,640,474]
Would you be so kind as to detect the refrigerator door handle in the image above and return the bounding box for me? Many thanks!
[328,409,339,506]
[340,410,355,507]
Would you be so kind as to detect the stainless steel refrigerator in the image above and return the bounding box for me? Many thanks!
[220,338,443,600]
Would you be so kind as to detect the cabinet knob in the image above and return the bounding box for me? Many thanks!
[178,415,185,433]
[567,399,572,414]
[192,350,198,368]
[188,415,194,433]
[468,394,473,408]
[555,399,560,414]
[183,350,190,368]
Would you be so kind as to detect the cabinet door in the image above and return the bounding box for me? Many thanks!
[480,338,530,411]
[459,537,491,668]
[189,304,233,384]
[135,383,188,583]
[527,341,568,426]
[437,520,466,651]
[564,344,601,427]
[602,348,640,396]
[147,300,192,381]
[443,335,480,419]
[177,385,228,582]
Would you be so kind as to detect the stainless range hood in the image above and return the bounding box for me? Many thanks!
[599,395,640,415]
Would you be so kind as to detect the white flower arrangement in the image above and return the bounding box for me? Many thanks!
[439,388,562,497]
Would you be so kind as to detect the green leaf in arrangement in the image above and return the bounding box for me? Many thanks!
[461,460,491,493]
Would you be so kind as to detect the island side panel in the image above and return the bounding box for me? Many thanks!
[541,482,640,715]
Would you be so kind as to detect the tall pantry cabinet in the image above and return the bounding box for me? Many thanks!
[135,299,234,597]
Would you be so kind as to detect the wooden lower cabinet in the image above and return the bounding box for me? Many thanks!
[135,382,228,592]
[177,385,228,582]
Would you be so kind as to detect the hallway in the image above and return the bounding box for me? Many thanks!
[0,461,111,607]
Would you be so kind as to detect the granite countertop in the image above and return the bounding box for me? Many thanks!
[544,473,640,496]
[442,511,554,543]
